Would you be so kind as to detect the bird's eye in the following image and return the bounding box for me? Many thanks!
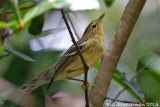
[92,24,96,28]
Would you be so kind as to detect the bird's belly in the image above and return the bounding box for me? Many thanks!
[55,49,103,80]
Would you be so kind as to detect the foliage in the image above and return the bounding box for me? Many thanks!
[103,0,115,7]
[4,47,35,61]
[136,55,160,103]
[95,62,144,102]
[0,0,160,106]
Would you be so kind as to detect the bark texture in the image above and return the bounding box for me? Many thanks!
[89,0,146,106]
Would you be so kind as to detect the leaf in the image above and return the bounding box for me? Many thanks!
[2,100,20,107]
[3,45,34,85]
[28,14,45,35]
[137,70,160,103]
[36,27,67,37]
[120,73,144,101]
[94,61,101,69]
[0,21,7,29]
[0,97,5,106]
[104,0,114,7]
[112,71,144,102]
[4,0,23,27]
[137,55,160,102]
[4,0,17,13]
[31,87,45,107]
[0,7,10,14]
[94,63,144,102]
[23,0,67,24]
[4,47,35,61]
[0,21,18,29]
[136,55,160,102]
[0,0,34,14]
[138,55,160,73]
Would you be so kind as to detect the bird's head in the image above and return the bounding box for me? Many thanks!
[83,13,105,38]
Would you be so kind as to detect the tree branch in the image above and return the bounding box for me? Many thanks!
[0,1,8,44]
[66,12,80,40]
[111,55,155,103]
[0,54,9,59]
[7,4,36,14]
[61,9,89,107]
[106,97,141,104]
[89,0,146,107]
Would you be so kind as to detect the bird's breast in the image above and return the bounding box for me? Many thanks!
[55,37,104,80]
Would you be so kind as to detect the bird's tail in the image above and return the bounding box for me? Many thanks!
[19,65,56,94]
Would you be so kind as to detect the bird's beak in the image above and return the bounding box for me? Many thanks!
[98,13,105,23]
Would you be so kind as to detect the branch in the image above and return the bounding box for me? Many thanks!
[61,9,89,107]
[111,55,155,103]
[0,30,14,42]
[7,4,36,14]
[0,54,9,59]
[66,12,80,40]
[0,1,8,44]
[106,97,141,104]
[89,0,146,107]
[131,57,154,81]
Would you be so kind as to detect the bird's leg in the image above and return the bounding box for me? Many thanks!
[66,64,90,89]
[66,64,90,73]
[66,68,82,73]
[66,77,89,89]
[81,64,90,72]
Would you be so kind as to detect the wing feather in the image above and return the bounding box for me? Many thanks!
[47,37,89,89]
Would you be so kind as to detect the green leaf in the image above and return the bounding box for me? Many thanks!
[0,0,34,14]
[4,0,17,13]
[137,70,160,103]
[3,45,34,85]
[112,70,144,102]
[0,21,18,29]
[0,7,10,14]
[28,14,45,35]
[2,100,20,107]
[31,87,45,107]
[136,55,160,102]
[0,97,5,105]
[23,0,66,24]
[35,27,67,37]
[4,47,35,61]
[0,21,7,29]
[4,0,23,27]
[104,0,114,7]
[137,55,160,73]
[94,61,101,69]
[94,62,144,102]
[120,73,144,101]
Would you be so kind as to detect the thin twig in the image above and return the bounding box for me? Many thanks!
[61,9,89,107]
[111,56,155,104]
[0,54,9,59]
[66,13,80,40]
[131,57,154,81]
[111,88,125,102]
[106,97,141,104]
[1,30,14,42]
[7,4,36,14]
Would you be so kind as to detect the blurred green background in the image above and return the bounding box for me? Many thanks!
[0,0,160,107]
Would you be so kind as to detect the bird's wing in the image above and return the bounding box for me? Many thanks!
[47,37,89,89]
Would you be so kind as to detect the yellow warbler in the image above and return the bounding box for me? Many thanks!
[20,13,105,94]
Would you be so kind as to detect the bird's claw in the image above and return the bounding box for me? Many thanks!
[81,82,89,90]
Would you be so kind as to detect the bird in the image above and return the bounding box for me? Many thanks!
[20,13,105,94]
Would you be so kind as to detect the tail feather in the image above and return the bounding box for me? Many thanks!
[20,65,56,94]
